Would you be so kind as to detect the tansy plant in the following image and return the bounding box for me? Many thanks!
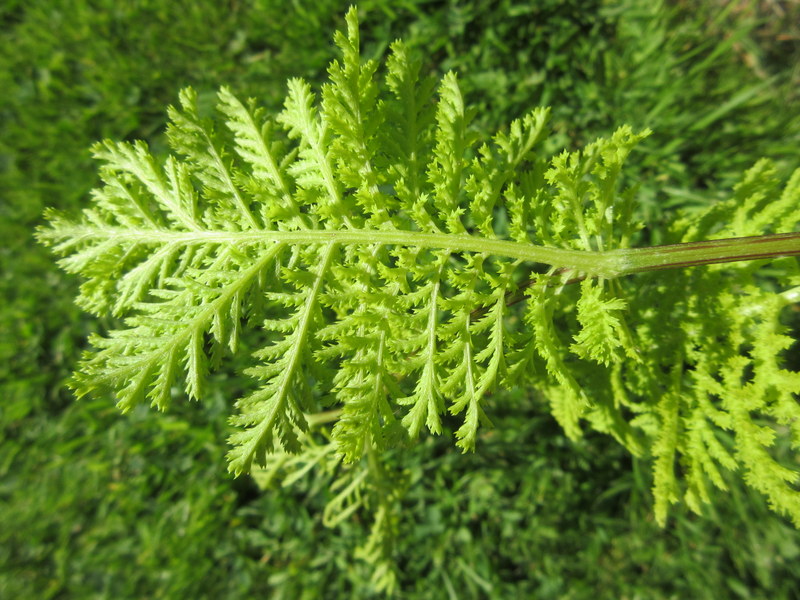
[39,6,800,572]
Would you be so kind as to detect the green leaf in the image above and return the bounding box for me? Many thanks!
[38,8,800,529]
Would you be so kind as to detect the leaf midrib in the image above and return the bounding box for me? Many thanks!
[53,225,625,277]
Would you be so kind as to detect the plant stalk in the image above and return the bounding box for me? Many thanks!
[616,231,800,276]
[46,225,800,278]
[495,231,800,314]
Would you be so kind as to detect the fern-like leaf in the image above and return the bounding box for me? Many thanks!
[39,7,800,528]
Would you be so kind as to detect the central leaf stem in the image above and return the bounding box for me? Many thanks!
[617,231,800,275]
[58,226,800,278]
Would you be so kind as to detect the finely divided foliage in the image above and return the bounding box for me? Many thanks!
[39,8,800,527]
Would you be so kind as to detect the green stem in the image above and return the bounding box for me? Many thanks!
[616,231,800,276]
[47,225,800,278]
[497,232,800,313]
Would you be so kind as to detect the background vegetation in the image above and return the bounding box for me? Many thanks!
[2,0,799,597]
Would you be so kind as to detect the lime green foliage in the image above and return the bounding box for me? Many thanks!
[40,5,800,548]
[7,1,800,597]
[0,1,386,595]
[382,0,800,202]
[644,163,800,524]
[0,0,355,417]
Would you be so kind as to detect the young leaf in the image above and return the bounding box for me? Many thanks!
[38,6,800,528]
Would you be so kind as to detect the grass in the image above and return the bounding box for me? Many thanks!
[1,0,799,597]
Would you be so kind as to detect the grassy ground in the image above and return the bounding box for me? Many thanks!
[1,0,799,597]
